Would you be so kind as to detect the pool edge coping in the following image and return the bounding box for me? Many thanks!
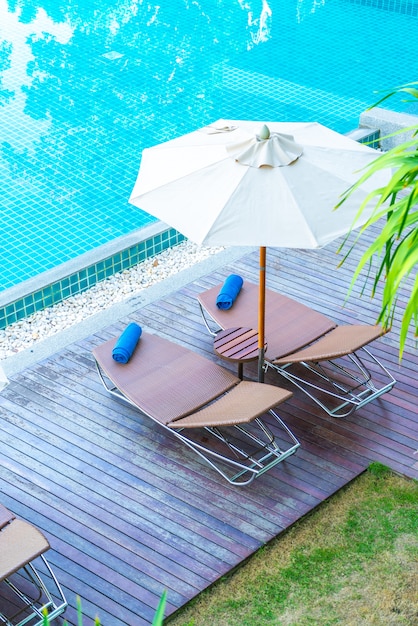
[0,221,166,307]
[1,245,254,377]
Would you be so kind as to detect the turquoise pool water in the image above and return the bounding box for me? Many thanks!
[0,0,417,291]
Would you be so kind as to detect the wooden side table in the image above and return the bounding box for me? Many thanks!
[214,327,264,379]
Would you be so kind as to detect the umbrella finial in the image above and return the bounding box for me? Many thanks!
[227,125,304,168]
[257,124,271,141]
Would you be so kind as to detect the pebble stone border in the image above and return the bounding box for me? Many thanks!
[0,242,223,361]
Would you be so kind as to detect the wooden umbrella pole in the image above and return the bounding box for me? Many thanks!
[258,246,266,383]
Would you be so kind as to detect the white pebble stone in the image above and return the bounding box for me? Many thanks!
[0,242,224,360]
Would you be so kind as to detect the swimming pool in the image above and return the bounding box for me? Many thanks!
[0,0,417,305]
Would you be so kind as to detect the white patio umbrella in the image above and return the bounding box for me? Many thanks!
[129,119,391,381]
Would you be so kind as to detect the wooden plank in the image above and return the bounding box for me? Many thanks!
[1,232,416,625]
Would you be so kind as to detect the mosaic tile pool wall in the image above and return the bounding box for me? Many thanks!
[0,226,185,329]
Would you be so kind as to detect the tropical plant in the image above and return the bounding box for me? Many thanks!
[337,81,418,359]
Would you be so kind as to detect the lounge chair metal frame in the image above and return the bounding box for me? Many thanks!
[0,508,67,626]
[265,347,396,418]
[197,282,396,418]
[93,332,300,486]
[1,557,67,626]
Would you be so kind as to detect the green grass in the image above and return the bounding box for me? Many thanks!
[168,463,418,626]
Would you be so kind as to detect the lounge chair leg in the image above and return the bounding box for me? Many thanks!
[1,552,67,626]
[267,347,396,418]
[198,302,221,337]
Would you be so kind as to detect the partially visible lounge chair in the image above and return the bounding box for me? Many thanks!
[198,281,396,418]
[93,331,300,486]
[0,504,67,626]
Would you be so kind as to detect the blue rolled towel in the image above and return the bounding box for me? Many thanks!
[216,274,243,310]
[112,322,142,363]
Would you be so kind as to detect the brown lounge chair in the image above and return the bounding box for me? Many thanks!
[93,331,300,486]
[198,281,396,418]
[0,504,67,626]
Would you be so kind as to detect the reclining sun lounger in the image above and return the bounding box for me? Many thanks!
[93,331,300,486]
[198,281,396,418]
[0,504,67,626]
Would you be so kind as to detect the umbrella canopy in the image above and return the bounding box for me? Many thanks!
[129,119,391,380]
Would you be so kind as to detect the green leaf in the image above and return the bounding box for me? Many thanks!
[336,81,418,360]
[399,274,418,360]
[152,590,167,626]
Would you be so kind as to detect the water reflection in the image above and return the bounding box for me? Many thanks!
[238,0,272,48]
[0,0,270,288]
[296,0,326,23]
[0,2,72,148]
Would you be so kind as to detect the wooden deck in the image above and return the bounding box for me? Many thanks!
[0,232,417,626]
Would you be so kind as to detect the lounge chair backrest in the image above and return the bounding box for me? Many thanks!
[198,282,336,359]
[93,332,239,424]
